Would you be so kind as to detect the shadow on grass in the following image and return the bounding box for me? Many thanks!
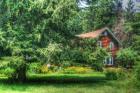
[0,74,139,93]
[27,74,106,83]
[0,78,109,93]
[0,75,125,93]
[0,74,107,85]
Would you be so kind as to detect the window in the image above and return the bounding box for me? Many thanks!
[104,57,114,65]
[111,57,114,65]
[109,42,114,49]
[98,41,102,47]
[104,31,108,36]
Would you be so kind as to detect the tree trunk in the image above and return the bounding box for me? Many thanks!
[17,64,27,82]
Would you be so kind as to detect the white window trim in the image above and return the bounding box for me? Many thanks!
[98,41,102,48]
[109,42,114,49]
[104,57,114,65]
[111,57,114,65]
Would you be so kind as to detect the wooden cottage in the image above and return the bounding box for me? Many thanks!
[75,27,122,66]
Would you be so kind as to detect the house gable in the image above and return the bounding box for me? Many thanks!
[75,27,122,47]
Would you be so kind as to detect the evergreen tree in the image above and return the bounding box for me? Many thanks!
[86,0,116,30]
[0,0,80,82]
[125,0,135,22]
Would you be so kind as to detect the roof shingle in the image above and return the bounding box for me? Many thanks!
[75,27,107,38]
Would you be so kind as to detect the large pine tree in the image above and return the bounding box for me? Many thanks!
[0,0,80,81]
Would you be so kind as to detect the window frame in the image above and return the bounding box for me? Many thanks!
[109,42,114,49]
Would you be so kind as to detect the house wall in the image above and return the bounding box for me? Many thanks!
[100,36,119,56]
[99,34,120,66]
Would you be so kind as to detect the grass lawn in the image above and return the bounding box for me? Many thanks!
[27,72,106,83]
[0,73,139,93]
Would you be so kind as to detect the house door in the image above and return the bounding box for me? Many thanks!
[104,57,114,65]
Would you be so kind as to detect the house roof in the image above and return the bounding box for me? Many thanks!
[75,27,122,46]
[75,27,107,39]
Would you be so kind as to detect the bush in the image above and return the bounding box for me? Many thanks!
[105,69,117,80]
[28,63,41,74]
[0,67,15,76]
[37,43,63,65]
[135,64,140,81]
[105,68,126,80]
[40,65,49,73]
[0,56,24,77]
[63,66,94,74]
[61,61,72,68]
[134,63,140,87]
[116,48,137,68]
[40,64,60,73]
[83,48,109,71]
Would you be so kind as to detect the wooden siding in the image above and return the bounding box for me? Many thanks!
[100,36,119,57]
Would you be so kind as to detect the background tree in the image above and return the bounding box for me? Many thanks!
[0,0,80,82]
[125,0,135,22]
[84,0,116,30]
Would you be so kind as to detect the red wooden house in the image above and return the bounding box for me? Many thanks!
[75,27,122,66]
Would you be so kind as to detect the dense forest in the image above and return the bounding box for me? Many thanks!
[0,0,140,88]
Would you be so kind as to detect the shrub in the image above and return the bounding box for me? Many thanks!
[105,68,126,80]
[134,63,140,87]
[63,66,94,74]
[105,69,118,80]
[0,67,15,76]
[83,48,109,71]
[37,43,63,65]
[61,61,72,68]
[0,56,25,78]
[40,64,60,73]
[28,63,41,74]
[40,65,49,73]
[136,72,140,82]
[116,48,137,68]
[60,48,86,64]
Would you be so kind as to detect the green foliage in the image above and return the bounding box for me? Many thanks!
[59,47,109,71]
[116,48,137,68]
[105,68,126,80]
[0,67,15,76]
[0,0,139,83]
[127,62,140,88]
[86,0,116,29]
[135,63,140,81]
[40,64,60,74]
[124,14,140,48]
[63,66,93,74]
[40,65,50,74]
[0,56,25,78]
[61,61,72,68]
[122,12,140,88]
[105,70,118,80]
[132,35,140,53]
[37,43,62,65]
[86,48,109,71]
[0,0,81,81]
[28,63,41,74]
[125,0,135,22]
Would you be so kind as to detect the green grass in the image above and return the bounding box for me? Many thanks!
[0,80,139,93]
[27,73,106,83]
[0,73,139,93]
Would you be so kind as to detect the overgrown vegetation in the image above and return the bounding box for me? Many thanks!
[0,0,140,92]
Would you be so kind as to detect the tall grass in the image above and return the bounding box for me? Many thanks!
[0,73,139,93]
